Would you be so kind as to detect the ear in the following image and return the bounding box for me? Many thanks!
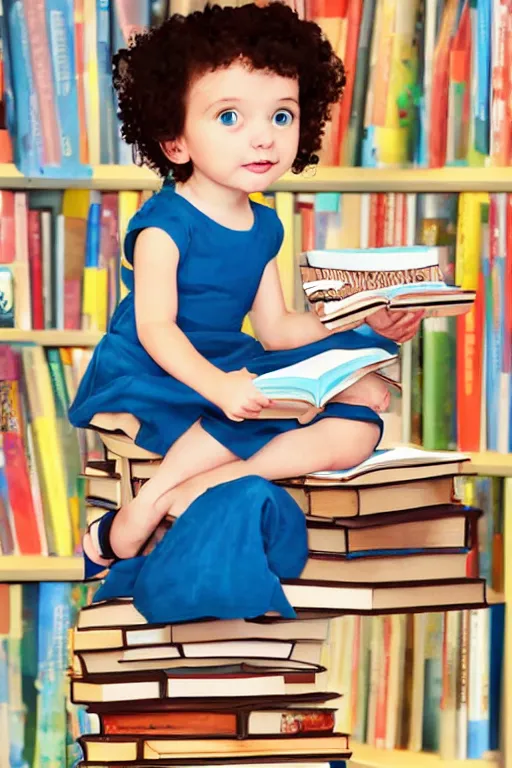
[160,138,191,165]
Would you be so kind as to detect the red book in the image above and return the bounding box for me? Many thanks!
[2,432,41,554]
[338,0,363,163]
[27,210,44,330]
[0,191,15,264]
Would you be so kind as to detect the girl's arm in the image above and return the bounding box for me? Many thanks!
[250,259,337,350]
[250,259,424,349]
[134,228,228,399]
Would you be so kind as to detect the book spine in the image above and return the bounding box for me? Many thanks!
[45,0,82,172]
[467,608,490,758]
[33,582,72,768]
[23,0,61,166]
[96,0,116,164]
[474,0,491,154]
[421,613,443,752]
[4,0,42,175]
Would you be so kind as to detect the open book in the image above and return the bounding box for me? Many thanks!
[253,347,398,420]
[301,246,475,330]
[297,445,470,486]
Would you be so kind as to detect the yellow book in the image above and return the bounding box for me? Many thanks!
[455,192,489,289]
[118,191,142,300]
[21,347,73,556]
[274,192,294,311]
[83,0,100,165]
[371,0,420,166]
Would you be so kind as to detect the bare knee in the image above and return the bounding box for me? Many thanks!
[319,419,380,471]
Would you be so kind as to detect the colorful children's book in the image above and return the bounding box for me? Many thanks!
[301,246,474,330]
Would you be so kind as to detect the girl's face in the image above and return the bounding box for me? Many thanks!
[175,62,300,193]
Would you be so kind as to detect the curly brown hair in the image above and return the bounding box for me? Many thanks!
[113,2,346,181]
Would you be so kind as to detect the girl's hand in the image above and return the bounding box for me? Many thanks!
[214,368,271,422]
[366,308,425,343]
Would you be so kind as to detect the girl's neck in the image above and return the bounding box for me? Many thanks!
[175,171,253,230]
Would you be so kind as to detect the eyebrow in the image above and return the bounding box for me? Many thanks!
[206,96,299,111]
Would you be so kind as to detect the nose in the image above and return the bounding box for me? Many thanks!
[250,120,274,150]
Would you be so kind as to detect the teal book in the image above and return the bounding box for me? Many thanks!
[422,316,457,450]
[254,347,397,414]
[422,612,444,752]
[21,583,39,768]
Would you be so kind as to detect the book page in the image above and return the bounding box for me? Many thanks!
[255,348,393,386]
[309,445,469,479]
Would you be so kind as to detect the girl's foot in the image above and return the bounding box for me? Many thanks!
[336,372,391,413]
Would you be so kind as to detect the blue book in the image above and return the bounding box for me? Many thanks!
[96,0,116,164]
[34,582,72,768]
[474,0,491,155]
[254,347,397,413]
[3,0,43,175]
[0,265,14,327]
[488,603,504,751]
[45,0,90,178]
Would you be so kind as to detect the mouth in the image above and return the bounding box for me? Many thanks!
[242,161,277,174]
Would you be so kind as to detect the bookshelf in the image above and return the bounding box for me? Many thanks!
[0,329,103,346]
[3,164,512,192]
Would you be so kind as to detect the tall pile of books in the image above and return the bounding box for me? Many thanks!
[73,435,487,765]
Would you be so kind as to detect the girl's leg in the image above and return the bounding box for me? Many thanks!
[86,421,238,563]
[111,417,380,557]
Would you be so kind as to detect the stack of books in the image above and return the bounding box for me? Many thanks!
[70,603,351,766]
[75,438,487,765]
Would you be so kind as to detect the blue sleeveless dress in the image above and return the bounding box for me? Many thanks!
[68,183,397,459]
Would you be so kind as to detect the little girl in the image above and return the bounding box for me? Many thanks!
[69,1,423,576]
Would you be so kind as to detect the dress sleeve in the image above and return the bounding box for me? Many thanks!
[121,190,191,292]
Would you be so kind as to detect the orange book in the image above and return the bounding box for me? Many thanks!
[338,0,363,163]
[429,0,459,167]
[308,0,347,164]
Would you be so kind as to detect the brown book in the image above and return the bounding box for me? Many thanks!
[97,708,336,738]
[281,577,486,614]
[75,607,329,638]
[301,551,468,584]
[277,475,456,519]
[79,733,351,764]
[84,690,340,714]
[74,648,324,676]
[71,663,327,704]
[305,504,478,556]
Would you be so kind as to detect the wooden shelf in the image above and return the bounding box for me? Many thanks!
[0,556,83,582]
[0,163,160,190]
[0,329,103,346]
[466,451,512,477]
[2,164,512,192]
[272,166,512,193]
[348,742,498,768]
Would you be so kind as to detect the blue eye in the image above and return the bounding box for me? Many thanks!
[218,110,238,126]
[273,109,293,127]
